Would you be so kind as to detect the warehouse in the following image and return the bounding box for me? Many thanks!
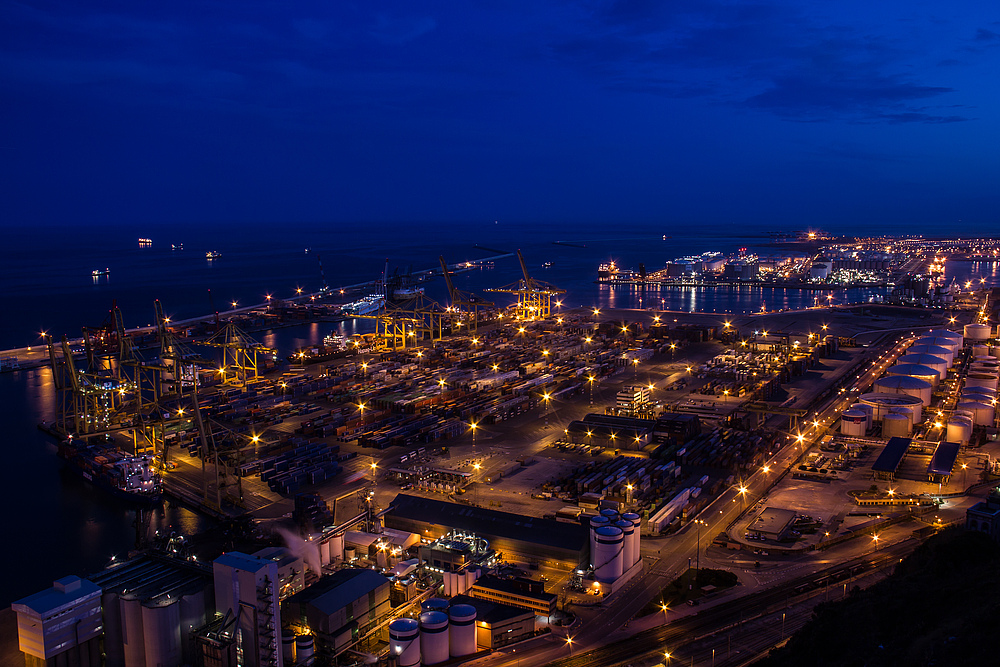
[447,594,535,650]
[282,569,391,653]
[385,494,588,567]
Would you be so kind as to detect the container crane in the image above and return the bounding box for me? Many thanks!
[486,249,566,319]
[439,255,493,332]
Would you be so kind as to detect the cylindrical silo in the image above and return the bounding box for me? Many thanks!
[882,413,911,438]
[319,540,331,566]
[345,546,356,562]
[965,323,991,341]
[420,611,450,666]
[967,374,999,390]
[958,401,995,426]
[589,515,610,566]
[947,418,973,444]
[897,354,948,381]
[841,410,867,436]
[282,629,296,665]
[963,386,997,401]
[142,601,181,667]
[886,363,940,387]
[102,592,124,667]
[973,344,990,358]
[873,375,934,406]
[615,519,635,569]
[594,525,624,584]
[449,604,478,657]
[296,635,315,665]
[389,618,421,667]
[622,512,642,567]
[600,508,620,521]
[121,597,145,667]
[329,534,344,562]
[908,343,955,367]
[422,597,450,613]
[888,406,915,429]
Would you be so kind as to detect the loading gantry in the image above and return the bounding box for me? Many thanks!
[486,249,565,320]
[197,320,273,387]
[439,255,493,332]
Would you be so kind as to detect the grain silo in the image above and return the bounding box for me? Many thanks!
[448,604,477,658]
[389,618,421,667]
[593,525,624,584]
[420,611,450,666]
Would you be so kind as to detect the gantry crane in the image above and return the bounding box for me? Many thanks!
[197,321,273,387]
[486,249,565,320]
[439,256,493,332]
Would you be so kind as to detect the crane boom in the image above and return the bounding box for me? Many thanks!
[439,256,458,303]
[517,249,532,286]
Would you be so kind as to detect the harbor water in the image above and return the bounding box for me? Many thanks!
[1,220,996,606]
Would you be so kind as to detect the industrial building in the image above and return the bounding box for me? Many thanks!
[13,576,103,667]
[213,552,284,667]
[967,489,1000,540]
[89,554,215,667]
[748,508,798,541]
[282,569,390,655]
[253,547,306,599]
[564,413,655,449]
[448,594,535,650]
[385,494,589,566]
[468,575,557,617]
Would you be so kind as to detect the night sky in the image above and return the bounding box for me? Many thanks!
[3,1,999,231]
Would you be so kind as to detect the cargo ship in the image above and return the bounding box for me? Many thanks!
[91,268,110,277]
[206,250,222,260]
[57,438,162,503]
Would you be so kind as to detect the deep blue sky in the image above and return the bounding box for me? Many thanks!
[2,1,999,231]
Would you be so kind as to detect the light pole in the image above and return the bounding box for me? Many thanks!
[473,462,481,506]
[588,375,595,407]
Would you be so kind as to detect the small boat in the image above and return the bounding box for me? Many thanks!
[92,268,110,277]
[172,243,184,250]
[542,261,554,268]
[206,251,222,260]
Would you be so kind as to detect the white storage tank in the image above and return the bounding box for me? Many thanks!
[915,337,960,358]
[883,413,911,438]
[958,401,995,426]
[389,618,421,667]
[622,512,642,567]
[841,410,868,437]
[965,323,991,341]
[600,508,620,521]
[948,418,973,444]
[859,393,924,423]
[121,597,145,667]
[449,604,478,657]
[926,329,964,346]
[973,344,990,358]
[319,540,331,566]
[897,354,948,381]
[420,611,450,666]
[345,546,356,562]
[872,375,934,406]
[967,374,999,390]
[282,629,296,665]
[907,343,955,367]
[593,525,624,584]
[886,363,940,387]
[888,406,915,429]
[296,635,315,665]
[991,345,1000,358]
[616,519,636,568]
[962,386,997,401]
[329,534,344,562]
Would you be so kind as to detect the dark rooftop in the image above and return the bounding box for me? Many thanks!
[88,554,212,608]
[448,594,533,624]
[927,441,960,476]
[387,494,588,553]
[284,568,389,616]
[872,437,911,473]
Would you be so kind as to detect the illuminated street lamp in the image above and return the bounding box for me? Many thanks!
[588,375,596,406]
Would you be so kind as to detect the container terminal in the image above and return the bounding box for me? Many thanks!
[10,236,1000,667]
